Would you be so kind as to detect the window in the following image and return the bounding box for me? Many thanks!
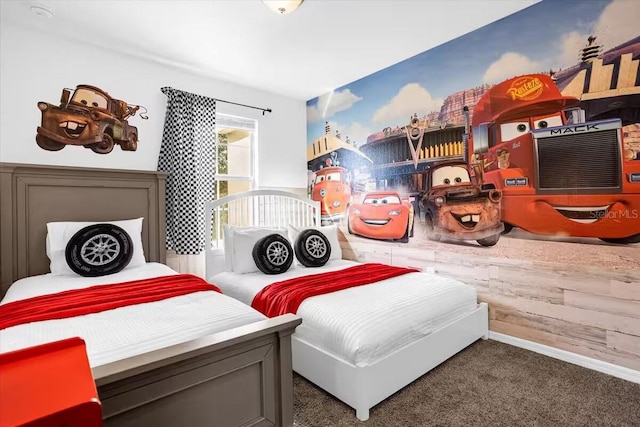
[210,114,258,243]
[214,114,258,199]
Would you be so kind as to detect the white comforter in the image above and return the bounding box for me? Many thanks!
[0,263,266,367]
[210,260,478,367]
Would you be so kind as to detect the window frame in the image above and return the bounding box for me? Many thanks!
[214,113,258,200]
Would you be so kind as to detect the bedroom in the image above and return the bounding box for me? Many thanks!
[1,0,639,426]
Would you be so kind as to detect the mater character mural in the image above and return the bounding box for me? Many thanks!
[421,161,503,246]
[36,85,148,154]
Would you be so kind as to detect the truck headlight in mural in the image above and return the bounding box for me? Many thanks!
[347,191,415,244]
[35,85,148,154]
[421,161,504,247]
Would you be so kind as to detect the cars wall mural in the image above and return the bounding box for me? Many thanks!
[36,85,147,154]
[305,0,640,259]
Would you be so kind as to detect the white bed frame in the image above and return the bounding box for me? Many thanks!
[205,190,489,421]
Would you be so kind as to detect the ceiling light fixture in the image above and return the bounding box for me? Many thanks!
[262,0,304,15]
[30,4,54,19]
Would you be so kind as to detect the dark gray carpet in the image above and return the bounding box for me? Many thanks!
[293,340,640,426]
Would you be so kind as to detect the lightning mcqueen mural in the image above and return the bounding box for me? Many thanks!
[421,161,504,246]
[347,191,415,243]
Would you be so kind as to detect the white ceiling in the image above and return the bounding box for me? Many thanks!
[1,0,539,100]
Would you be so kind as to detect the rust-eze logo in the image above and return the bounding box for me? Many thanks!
[507,76,544,101]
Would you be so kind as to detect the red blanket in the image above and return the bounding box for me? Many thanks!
[251,263,420,317]
[0,274,220,330]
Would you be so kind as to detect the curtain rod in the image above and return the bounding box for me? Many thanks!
[162,87,272,115]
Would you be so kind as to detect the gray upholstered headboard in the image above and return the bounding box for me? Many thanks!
[0,163,167,297]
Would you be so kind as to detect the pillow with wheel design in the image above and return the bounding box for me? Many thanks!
[252,234,294,275]
[47,217,145,276]
[65,224,134,277]
[294,229,331,267]
[288,224,342,261]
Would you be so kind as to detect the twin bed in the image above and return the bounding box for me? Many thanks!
[0,164,300,426]
[205,190,489,421]
[0,163,489,425]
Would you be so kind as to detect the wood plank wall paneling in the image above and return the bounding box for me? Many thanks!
[338,233,640,372]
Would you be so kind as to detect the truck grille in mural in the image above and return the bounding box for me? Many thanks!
[536,128,620,192]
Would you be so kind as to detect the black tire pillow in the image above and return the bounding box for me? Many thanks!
[294,229,331,267]
[252,233,294,275]
[65,224,134,277]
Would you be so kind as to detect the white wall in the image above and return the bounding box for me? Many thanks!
[0,22,308,190]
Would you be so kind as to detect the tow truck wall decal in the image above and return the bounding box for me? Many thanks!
[36,85,148,154]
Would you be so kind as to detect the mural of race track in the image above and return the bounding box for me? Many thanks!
[336,219,639,270]
[306,0,640,259]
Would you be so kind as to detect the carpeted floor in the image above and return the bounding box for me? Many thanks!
[293,340,640,427]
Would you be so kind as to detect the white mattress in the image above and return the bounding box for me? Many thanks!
[0,263,266,367]
[210,260,478,366]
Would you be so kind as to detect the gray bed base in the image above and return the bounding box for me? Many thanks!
[0,163,300,426]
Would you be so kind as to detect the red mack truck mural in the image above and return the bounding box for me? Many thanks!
[469,73,640,244]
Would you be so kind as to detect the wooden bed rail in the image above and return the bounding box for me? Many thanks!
[95,314,302,427]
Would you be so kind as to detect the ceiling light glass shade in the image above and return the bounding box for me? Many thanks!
[262,0,304,15]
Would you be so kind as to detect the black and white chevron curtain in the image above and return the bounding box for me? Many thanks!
[158,87,216,255]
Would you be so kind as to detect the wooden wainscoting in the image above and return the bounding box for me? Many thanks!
[339,234,640,371]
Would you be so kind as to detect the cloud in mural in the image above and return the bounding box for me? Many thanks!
[372,83,443,127]
[557,0,639,68]
[557,31,588,68]
[327,120,372,148]
[482,52,541,84]
[307,89,362,123]
[596,0,639,47]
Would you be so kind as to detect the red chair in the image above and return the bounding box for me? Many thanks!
[0,337,102,427]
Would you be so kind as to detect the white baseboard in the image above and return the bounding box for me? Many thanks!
[489,331,640,384]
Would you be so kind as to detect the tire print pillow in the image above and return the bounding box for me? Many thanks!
[294,229,331,267]
[65,224,134,277]
[252,234,294,275]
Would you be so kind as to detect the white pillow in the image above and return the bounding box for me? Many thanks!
[223,225,284,273]
[222,224,237,272]
[46,218,146,276]
[288,224,342,261]
[232,228,289,274]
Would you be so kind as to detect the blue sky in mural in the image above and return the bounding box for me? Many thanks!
[306,0,637,146]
